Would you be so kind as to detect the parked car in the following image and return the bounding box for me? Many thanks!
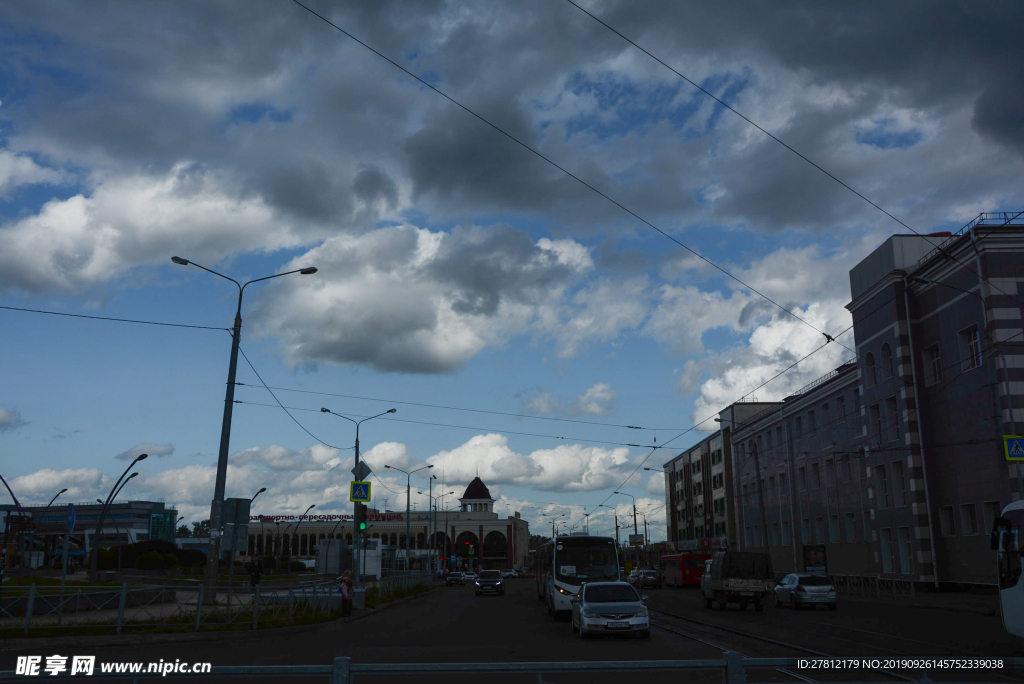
[632,569,662,590]
[476,569,506,596]
[701,551,774,612]
[463,572,478,582]
[774,573,837,610]
[570,581,650,639]
[512,568,525,578]
[499,569,515,579]
[445,572,466,586]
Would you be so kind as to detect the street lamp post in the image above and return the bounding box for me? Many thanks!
[250,488,267,504]
[539,513,564,540]
[91,455,147,581]
[172,256,317,595]
[715,417,770,550]
[94,473,137,572]
[321,407,395,590]
[597,505,620,548]
[613,491,638,535]
[33,488,68,568]
[384,464,434,572]
[289,505,315,562]
[0,473,25,589]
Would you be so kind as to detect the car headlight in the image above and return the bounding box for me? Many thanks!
[556,586,573,595]
[496,580,502,585]
[636,608,649,618]
[475,581,480,585]
[581,609,600,618]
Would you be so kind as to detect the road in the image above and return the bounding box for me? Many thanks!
[0,579,1020,684]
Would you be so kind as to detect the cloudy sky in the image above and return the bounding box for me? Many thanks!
[1,1,1021,542]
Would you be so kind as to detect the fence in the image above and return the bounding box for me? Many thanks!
[2,654,1022,682]
[0,577,341,635]
[361,572,433,600]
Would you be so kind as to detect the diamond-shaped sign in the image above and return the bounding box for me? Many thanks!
[351,461,372,481]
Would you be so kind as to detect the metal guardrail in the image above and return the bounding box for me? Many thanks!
[0,577,341,635]
[2,655,1022,682]
[912,211,1022,272]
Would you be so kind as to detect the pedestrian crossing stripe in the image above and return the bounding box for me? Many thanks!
[350,481,371,502]
[1004,436,1024,461]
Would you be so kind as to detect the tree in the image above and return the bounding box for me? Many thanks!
[176,525,191,538]
[191,520,210,537]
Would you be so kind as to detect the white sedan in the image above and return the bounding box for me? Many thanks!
[774,573,837,610]
[571,581,650,639]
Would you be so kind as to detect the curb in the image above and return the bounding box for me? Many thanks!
[0,587,437,652]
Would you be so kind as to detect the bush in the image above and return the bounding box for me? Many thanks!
[95,548,117,570]
[289,561,307,571]
[136,552,178,570]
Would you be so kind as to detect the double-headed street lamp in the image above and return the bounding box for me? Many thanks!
[33,488,68,567]
[286,504,316,561]
[539,513,564,539]
[384,464,434,569]
[322,407,395,589]
[612,491,639,535]
[172,256,317,592]
[91,454,147,581]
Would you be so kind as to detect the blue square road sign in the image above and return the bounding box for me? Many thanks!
[1005,436,1024,461]
[350,481,371,502]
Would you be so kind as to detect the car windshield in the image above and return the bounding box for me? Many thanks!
[555,538,618,584]
[479,570,500,579]
[798,576,832,586]
[641,571,658,576]
[585,584,639,603]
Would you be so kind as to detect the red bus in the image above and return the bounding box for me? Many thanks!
[661,552,713,587]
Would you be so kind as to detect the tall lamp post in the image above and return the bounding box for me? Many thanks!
[598,504,620,548]
[288,505,316,560]
[539,513,565,540]
[610,491,634,540]
[321,407,395,590]
[94,473,136,572]
[91,454,147,581]
[715,417,770,550]
[384,464,434,572]
[171,255,317,594]
[34,488,68,568]
[0,473,25,584]
[250,488,267,504]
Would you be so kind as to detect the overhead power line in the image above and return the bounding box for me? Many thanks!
[289,0,854,357]
[0,305,227,331]
[236,383,685,432]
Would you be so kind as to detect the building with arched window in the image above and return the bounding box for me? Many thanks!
[240,476,529,572]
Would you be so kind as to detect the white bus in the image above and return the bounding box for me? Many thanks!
[536,535,619,619]
[991,499,1023,637]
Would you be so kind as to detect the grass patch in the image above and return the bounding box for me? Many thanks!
[3,577,122,588]
[364,583,432,609]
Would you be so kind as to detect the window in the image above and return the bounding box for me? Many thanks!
[692,460,702,474]
[870,404,883,441]
[837,396,846,421]
[829,515,840,543]
[822,403,830,427]
[771,522,780,546]
[983,501,1002,534]
[712,473,725,489]
[892,461,906,507]
[776,426,784,448]
[896,527,912,575]
[881,343,894,378]
[846,513,857,541]
[924,344,942,385]
[940,506,955,536]
[879,528,894,573]
[815,517,825,544]
[794,417,802,437]
[782,521,791,545]
[811,462,821,488]
[866,352,877,385]
[853,388,861,413]
[713,497,725,515]
[778,473,788,501]
[840,454,851,482]
[808,410,817,432]
[824,459,834,485]
[959,325,983,371]
[886,398,901,442]
[802,518,811,544]
[798,466,807,490]
[693,483,702,496]
[875,465,889,508]
[765,431,773,451]
[960,504,978,535]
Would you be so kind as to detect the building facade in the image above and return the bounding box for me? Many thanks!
[690,212,1024,587]
[242,477,530,571]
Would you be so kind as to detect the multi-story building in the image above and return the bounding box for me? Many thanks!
[699,212,1023,587]
[664,402,776,547]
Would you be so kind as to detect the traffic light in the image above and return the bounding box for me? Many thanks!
[354,503,368,533]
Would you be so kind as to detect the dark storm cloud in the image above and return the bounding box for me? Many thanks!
[427,224,575,315]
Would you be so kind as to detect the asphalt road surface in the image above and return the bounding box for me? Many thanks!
[1,579,1020,684]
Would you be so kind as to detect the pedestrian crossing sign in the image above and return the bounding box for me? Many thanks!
[350,481,371,502]
[1004,436,1024,461]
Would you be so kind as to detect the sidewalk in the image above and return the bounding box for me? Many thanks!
[838,589,1000,616]
[0,585,435,651]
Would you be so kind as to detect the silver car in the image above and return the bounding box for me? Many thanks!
[774,573,837,610]
[571,581,650,639]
